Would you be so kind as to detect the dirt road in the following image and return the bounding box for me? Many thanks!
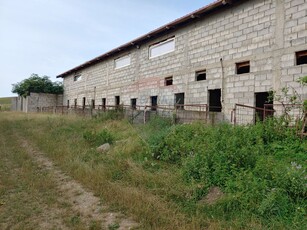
[0,119,138,229]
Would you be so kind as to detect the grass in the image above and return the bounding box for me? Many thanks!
[0,114,88,229]
[0,97,13,111]
[0,112,306,229]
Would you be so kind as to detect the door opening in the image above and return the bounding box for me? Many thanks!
[255,92,273,122]
[209,89,222,112]
[151,96,158,111]
[82,97,86,110]
[175,93,185,110]
[115,96,120,109]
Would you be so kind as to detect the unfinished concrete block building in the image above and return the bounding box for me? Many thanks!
[57,0,307,123]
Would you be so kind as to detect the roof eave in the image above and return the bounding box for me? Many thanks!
[57,0,233,78]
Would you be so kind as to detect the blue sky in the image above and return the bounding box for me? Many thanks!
[0,0,212,97]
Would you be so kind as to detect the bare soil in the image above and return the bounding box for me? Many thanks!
[19,138,138,230]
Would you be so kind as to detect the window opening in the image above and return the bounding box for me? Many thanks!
[236,61,250,74]
[149,37,175,58]
[195,70,206,81]
[165,76,173,86]
[296,50,307,65]
[74,74,82,82]
[115,55,131,69]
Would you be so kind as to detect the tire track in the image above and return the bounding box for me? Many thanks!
[18,137,138,230]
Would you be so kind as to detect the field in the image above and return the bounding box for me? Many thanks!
[0,97,13,111]
[0,112,306,229]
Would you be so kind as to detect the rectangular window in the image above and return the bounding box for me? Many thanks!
[165,76,173,86]
[296,50,307,65]
[236,61,250,74]
[74,99,77,108]
[91,99,95,109]
[74,74,82,82]
[102,98,106,109]
[67,100,70,108]
[195,70,206,81]
[175,93,185,110]
[151,96,158,111]
[149,37,175,58]
[209,89,222,112]
[114,55,131,69]
[131,98,137,110]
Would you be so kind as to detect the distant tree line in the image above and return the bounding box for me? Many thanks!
[12,74,63,97]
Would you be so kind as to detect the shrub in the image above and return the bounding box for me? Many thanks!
[148,118,307,222]
[144,116,173,159]
[83,129,114,146]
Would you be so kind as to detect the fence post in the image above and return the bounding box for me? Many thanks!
[206,104,209,123]
[144,107,147,124]
[234,104,237,125]
[263,105,266,121]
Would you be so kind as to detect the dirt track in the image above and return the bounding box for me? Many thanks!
[19,137,138,230]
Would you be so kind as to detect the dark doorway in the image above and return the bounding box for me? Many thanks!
[102,98,106,110]
[74,99,77,108]
[255,92,273,122]
[91,99,95,109]
[175,93,185,110]
[209,89,222,112]
[151,96,158,111]
[131,98,137,110]
[82,97,86,109]
[115,96,120,108]
[67,100,70,108]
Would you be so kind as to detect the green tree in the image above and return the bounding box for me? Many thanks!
[12,74,63,97]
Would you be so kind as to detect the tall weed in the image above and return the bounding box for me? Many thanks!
[147,117,307,224]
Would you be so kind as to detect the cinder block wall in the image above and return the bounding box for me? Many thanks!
[11,93,63,112]
[10,97,18,111]
[62,0,307,122]
[26,93,63,112]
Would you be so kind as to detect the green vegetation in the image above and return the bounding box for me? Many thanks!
[0,114,88,229]
[150,119,306,226]
[83,129,114,146]
[0,97,12,111]
[12,73,63,97]
[0,113,306,229]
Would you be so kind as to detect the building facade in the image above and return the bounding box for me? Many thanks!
[11,93,63,113]
[57,0,307,122]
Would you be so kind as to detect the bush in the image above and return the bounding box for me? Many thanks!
[83,129,114,146]
[144,116,173,159]
[147,118,307,221]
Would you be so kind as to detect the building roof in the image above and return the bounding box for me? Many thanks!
[57,0,235,78]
